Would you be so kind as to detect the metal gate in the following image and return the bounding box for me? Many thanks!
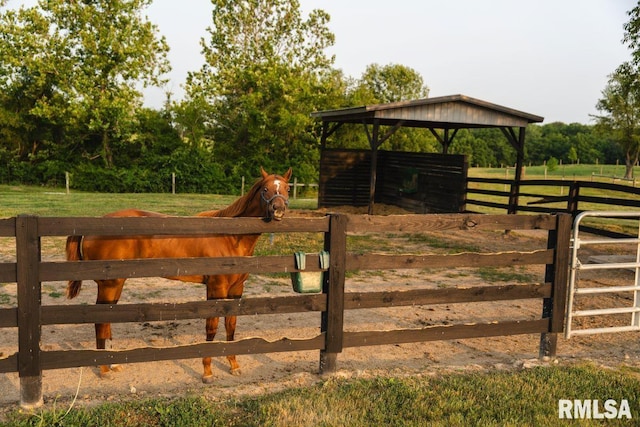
[565,211,640,338]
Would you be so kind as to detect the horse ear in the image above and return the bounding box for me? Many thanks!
[282,168,292,181]
[260,167,269,179]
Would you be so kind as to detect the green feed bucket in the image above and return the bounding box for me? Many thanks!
[290,250,329,293]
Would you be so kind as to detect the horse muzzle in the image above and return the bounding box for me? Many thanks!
[270,205,287,221]
[262,192,289,221]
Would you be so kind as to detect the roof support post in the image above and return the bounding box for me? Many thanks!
[500,127,526,214]
[320,122,343,149]
[366,120,380,215]
[428,128,459,154]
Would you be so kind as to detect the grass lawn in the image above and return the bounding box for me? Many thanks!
[3,364,639,426]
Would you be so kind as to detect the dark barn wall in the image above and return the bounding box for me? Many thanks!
[318,149,371,207]
[319,149,468,213]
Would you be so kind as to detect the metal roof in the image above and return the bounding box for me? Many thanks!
[311,94,544,129]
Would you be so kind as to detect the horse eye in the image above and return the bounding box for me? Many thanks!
[263,187,268,192]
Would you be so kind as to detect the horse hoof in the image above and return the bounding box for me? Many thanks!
[230,368,242,376]
[110,364,123,372]
[202,375,215,384]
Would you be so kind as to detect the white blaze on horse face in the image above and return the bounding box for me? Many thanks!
[274,179,281,194]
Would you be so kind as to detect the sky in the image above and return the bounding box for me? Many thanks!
[8,0,638,124]
[143,0,635,125]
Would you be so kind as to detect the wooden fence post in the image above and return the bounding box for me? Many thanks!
[16,215,43,408]
[539,213,572,358]
[566,181,580,217]
[507,180,519,215]
[293,177,298,200]
[319,214,347,374]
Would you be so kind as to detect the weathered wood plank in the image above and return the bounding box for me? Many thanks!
[0,307,17,328]
[321,214,348,372]
[0,217,16,237]
[346,249,553,271]
[42,294,327,325]
[41,253,327,281]
[40,334,326,370]
[344,283,551,309]
[343,319,550,348]
[345,213,556,233]
[0,262,16,282]
[0,352,18,373]
[37,216,330,237]
[16,215,43,406]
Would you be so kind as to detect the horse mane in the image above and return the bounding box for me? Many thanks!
[197,177,265,218]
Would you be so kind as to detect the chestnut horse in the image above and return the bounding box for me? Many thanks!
[65,167,292,383]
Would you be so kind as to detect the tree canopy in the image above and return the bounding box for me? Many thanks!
[181,0,338,182]
[0,0,632,192]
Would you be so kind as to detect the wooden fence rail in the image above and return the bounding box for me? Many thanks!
[467,177,640,236]
[0,212,571,408]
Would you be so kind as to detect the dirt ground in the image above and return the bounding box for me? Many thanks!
[1,208,640,413]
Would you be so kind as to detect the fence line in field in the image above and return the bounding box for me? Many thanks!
[0,212,571,408]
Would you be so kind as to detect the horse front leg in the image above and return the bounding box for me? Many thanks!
[202,316,220,384]
[95,279,124,378]
[202,276,244,383]
[95,322,113,378]
[225,315,240,375]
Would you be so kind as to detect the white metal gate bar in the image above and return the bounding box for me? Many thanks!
[565,211,640,338]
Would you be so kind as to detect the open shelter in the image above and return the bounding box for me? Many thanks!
[311,94,544,214]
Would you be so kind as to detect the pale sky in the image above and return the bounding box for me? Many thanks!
[145,0,635,125]
[9,0,638,124]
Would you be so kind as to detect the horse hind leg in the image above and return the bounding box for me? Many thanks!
[95,279,125,378]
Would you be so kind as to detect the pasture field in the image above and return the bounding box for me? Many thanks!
[0,185,318,217]
[471,163,640,180]
[468,165,640,235]
[2,175,640,425]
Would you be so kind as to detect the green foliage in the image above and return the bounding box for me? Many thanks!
[185,0,337,184]
[595,62,640,179]
[357,63,430,104]
[547,156,559,171]
[0,0,170,169]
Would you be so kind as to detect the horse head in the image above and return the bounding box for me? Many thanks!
[260,167,292,221]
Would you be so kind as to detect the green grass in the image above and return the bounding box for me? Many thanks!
[471,163,640,180]
[0,185,317,217]
[467,164,640,219]
[4,364,639,426]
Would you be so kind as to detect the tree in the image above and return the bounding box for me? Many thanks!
[0,4,72,162]
[594,62,640,179]
[184,0,337,182]
[0,0,170,168]
[356,63,429,104]
[336,63,433,152]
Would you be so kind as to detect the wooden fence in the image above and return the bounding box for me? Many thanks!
[318,150,467,213]
[467,177,640,236]
[0,212,571,408]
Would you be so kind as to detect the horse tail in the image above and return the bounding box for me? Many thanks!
[66,235,83,299]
